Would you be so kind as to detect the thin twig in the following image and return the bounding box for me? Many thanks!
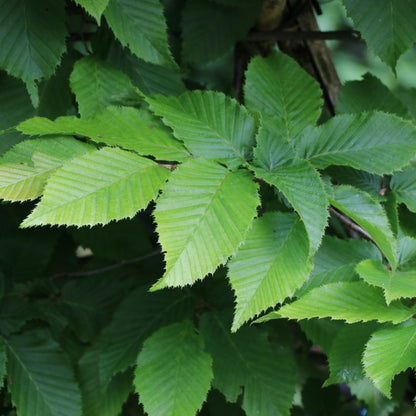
[329,206,373,241]
[247,30,361,42]
[49,249,161,280]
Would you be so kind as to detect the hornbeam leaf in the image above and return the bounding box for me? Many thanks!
[152,158,259,289]
[0,340,6,382]
[244,51,323,143]
[0,0,67,107]
[391,165,416,212]
[325,323,378,386]
[147,91,257,168]
[337,73,410,118]
[363,321,416,398]
[277,282,413,324]
[356,259,416,304]
[255,162,328,254]
[342,0,416,69]
[5,330,82,416]
[17,107,190,162]
[330,185,397,269]
[297,236,381,296]
[228,212,311,331]
[252,119,328,253]
[200,311,296,416]
[134,321,213,416]
[21,147,170,227]
[78,345,132,416]
[0,137,93,201]
[99,286,193,387]
[181,0,261,64]
[69,56,142,118]
[297,112,416,175]
[349,377,398,416]
[73,0,109,22]
[104,0,176,68]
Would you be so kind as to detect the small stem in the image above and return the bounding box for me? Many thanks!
[49,249,161,280]
[329,206,388,264]
[247,30,361,42]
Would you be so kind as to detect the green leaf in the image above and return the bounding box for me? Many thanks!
[5,330,82,416]
[0,75,34,130]
[152,158,259,289]
[356,259,416,304]
[147,91,257,168]
[0,0,67,107]
[17,107,190,162]
[330,185,397,269]
[134,321,213,416]
[228,212,311,331]
[200,311,297,416]
[181,0,261,64]
[99,286,193,387]
[0,339,6,382]
[336,73,410,118]
[363,321,416,398]
[297,112,416,175]
[0,137,93,201]
[244,51,323,142]
[297,236,381,296]
[342,0,416,69]
[21,147,170,227]
[254,161,328,254]
[73,0,109,22]
[391,164,416,212]
[349,377,398,416]
[70,56,142,118]
[325,323,378,386]
[104,0,176,68]
[78,345,132,416]
[277,281,413,324]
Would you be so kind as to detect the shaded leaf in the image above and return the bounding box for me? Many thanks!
[17,107,190,162]
[298,112,416,175]
[349,377,398,416]
[337,73,410,118]
[0,0,67,106]
[0,75,34,130]
[182,0,261,64]
[5,329,82,416]
[329,185,397,269]
[356,259,416,304]
[391,164,416,213]
[244,51,323,142]
[70,56,142,118]
[152,158,259,289]
[200,311,296,416]
[363,321,416,398]
[78,344,132,416]
[277,281,413,324]
[297,236,381,296]
[0,137,93,201]
[147,91,257,168]
[228,212,311,331]
[325,323,378,386]
[342,0,416,69]
[21,147,170,227]
[134,321,213,416]
[99,286,193,387]
[104,0,176,67]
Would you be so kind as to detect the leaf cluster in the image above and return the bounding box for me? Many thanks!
[1,1,416,415]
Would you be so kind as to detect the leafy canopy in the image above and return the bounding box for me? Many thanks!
[1,1,416,415]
